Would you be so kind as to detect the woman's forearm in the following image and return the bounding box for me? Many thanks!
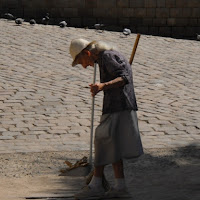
[102,77,125,90]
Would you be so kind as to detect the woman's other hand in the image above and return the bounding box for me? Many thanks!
[89,83,105,97]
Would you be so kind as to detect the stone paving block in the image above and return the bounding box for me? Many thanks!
[141,131,165,136]
[0,128,7,132]
[16,135,37,140]
[192,8,200,18]
[85,0,97,8]
[78,8,93,17]
[185,127,200,135]
[38,134,54,139]
[67,129,86,135]
[82,17,96,27]
[16,122,34,129]
[27,127,50,133]
[153,18,167,26]
[78,119,91,126]
[137,26,149,34]
[182,8,193,18]
[47,130,68,135]
[117,0,129,8]
[164,130,186,135]
[66,0,85,8]
[171,27,186,37]
[156,8,169,18]
[130,0,145,8]
[170,8,183,18]
[159,27,172,37]
[148,26,159,35]
[97,0,117,8]
[167,18,176,26]
[145,0,157,8]
[140,125,154,132]
[143,18,153,26]
[189,18,198,26]
[0,136,14,140]
[156,0,166,8]
[0,120,17,125]
[154,126,177,132]
[188,0,200,7]
[119,17,130,26]
[26,130,48,135]
[2,131,23,137]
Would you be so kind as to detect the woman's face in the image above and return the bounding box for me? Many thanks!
[77,50,95,68]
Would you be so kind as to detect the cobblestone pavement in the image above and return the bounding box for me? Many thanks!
[0,19,199,153]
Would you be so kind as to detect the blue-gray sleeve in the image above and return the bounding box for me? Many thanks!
[102,52,131,84]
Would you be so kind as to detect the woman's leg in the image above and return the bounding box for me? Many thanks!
[112,160,124,178]
[112,160,126,190]
[105,160,130,198]
[94,165,105,177]
[88,165,105,190]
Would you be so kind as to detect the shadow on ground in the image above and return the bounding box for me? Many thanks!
[28,144,200,200]
[119,144,200,200]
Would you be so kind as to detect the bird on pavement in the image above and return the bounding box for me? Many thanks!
[94,24,105,32]
[42,13,50,25]
[59,21,67,28]
[15,18,24,25]
[30,19,36,25]
[196,33,200,41]
[123,28,131,36]
[4,13,15,20]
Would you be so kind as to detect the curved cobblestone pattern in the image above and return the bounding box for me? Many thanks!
[0,19,199,153]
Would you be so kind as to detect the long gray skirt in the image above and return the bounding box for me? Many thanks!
[94,110,143,166]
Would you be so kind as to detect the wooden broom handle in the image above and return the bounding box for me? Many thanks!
[129,34,141,65]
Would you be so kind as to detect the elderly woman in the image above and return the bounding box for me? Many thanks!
[69,38,143,199]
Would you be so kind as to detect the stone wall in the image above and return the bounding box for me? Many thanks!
[0,0,200,38]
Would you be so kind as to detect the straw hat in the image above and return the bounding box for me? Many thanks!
[69,38,90,66]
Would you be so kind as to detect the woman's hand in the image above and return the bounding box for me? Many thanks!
[89,77,125,97]
[89,83,105,97]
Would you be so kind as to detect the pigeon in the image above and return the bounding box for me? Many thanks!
[59,21,67,28]
[15,18,24,25]
[94,23,105,32]
[123,28,131,36]
[30,19,36,25]
[4,13,15,20]
[42,13,50,25]
[197,33,200,41]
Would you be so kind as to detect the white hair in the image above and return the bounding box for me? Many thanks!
[86,41,118,53]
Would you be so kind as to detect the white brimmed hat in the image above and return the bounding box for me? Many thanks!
[69,38,90,66]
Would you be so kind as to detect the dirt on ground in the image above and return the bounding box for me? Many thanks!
[0,145,199,200]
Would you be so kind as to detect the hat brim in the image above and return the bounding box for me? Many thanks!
[72,53,80,67]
